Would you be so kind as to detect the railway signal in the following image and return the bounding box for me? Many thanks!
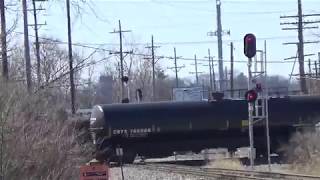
[244,34,256,58]
[245,89,258,103]
[244,33,257,170]
[255,83,262,92]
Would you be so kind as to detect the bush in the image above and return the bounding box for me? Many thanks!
[280,131,320,175]
[0,82,93,180]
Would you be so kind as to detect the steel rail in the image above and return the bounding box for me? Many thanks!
[202,167,320,180]
[134,163,320,180]
[135,163,269,180]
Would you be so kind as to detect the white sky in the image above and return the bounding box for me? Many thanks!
[9,0,320,81]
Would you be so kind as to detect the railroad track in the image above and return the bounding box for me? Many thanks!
[134,163,320,180]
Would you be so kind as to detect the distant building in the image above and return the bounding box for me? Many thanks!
[173,87,209,101]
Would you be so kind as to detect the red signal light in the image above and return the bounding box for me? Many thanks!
[246,37,253,43]
[245,89,258,103]
[244,33,256,58]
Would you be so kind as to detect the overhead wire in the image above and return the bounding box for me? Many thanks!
[12,31,305,65]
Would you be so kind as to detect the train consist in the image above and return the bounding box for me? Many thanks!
[90,95,320,163]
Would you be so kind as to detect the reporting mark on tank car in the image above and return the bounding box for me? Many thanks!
[112,128,154,137]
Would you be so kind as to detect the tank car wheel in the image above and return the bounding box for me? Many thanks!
[95,138,116,163]
[122,151,136,164]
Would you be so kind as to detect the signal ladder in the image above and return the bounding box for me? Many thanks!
[248,47,271,171]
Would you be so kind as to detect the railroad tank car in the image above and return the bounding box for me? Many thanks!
[90,95,320,163]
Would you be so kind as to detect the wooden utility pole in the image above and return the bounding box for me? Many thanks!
[151,36,155,101]
[318,52,320,72]
[145,35,160,101]
[212,61,217,91]
[308,59,312,77]
[297,0,306,94]
[216,0,224,91]
[230,42,234,98]
[194,55,199,85]
[224,66,228,90]
[168,47,184,88]
[66,0,76,114]
[315,61,318,77]
[189,55,204,86]
[195,54,199,85]
[110,20,131,102]
[207,0,230,91]
[174,48,178,88]
[208,49,213,91]
[119,20,125,100]
[0,0,8,80]
[280,0,320,94]
[23,0,32,91]
[32,0,42,85]
[308,59,312,90]
[204,49,215,91]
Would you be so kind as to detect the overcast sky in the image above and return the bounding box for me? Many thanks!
[10,0,320,81]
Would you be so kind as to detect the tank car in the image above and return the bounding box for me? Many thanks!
[90,96,320,163]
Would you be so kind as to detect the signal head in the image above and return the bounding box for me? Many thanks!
[244,33,256,58]
[245,89,258,103]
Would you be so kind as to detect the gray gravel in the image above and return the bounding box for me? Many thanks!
[110,166,212,180]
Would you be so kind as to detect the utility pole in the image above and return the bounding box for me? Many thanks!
[174,48,178,88]
[224,66,228,90]
[318,52,320,71]
[66,0,76,114]
[32,0,44,86]
[23,0,32,92]
[207,0,230,92]
[264,40,271,171]
[207,49,213,91]
[280,0,320,94]
[212,61,217,92]
[168,47,184,88]
[297,0,306,94]
[189,54,203,85]
[216,0,224,91]
[308,59,312,91]
[145,35,160,101]
[315,61,318,77]
[151,36,155,101]
[0,0,8,80]
[110,20,131,102]
[230,42,234,98]
[308,59,312,77]
[194,55,199,85]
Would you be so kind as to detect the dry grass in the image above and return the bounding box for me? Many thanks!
[280,131,320,176]
[0,82,93,180]
[206,159,244,170]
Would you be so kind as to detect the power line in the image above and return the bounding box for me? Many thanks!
[12,31,305,64]
[50,35,317,46]
[13,31,317,46]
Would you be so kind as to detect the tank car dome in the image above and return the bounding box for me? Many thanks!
[90,105,105,130]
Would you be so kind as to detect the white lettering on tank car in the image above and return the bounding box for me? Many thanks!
[112,128,153,136]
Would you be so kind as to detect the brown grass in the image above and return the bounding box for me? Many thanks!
[206,159,244,170]
[280,131,320,176]
[0,82,93,180]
